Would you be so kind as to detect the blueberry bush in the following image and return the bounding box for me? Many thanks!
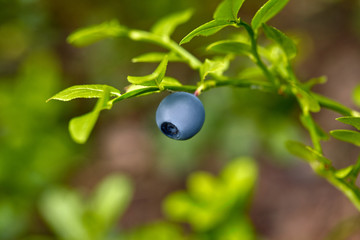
[48,0,360,213]
[2,0,360,239]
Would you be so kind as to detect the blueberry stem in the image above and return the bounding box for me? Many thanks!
[194,89,200,97]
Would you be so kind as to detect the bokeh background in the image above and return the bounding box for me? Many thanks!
[1,0,360,239]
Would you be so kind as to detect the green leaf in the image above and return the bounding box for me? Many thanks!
[47,84,120,102]
[221,157,257,192]
[200,58,229,81]
[335,165,354,179]
[127,55,168,86]
[262,24,297,59]
[336,117,360,131]
[213,0,245,21]
[151,9,194,37]
[207,40,252,56]
[180,20,236,45]
[251,0,289,30]
[39,188,89,240]
[291,85,320,113]
[330,130,360,147]
[187,171,219,203]
[161,77,183,87]
[127,73,157,85]
[163,191,193,221]
[286,141,331,164]
[67,20,127,47]
[154,55,168,86]
[69,112,99,144]
[69,88,111,144]
[88,175,132,232]
[132,52,183,63]
[127,76,182,90]
[353,85,360,107]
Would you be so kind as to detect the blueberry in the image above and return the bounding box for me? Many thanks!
[156,92,205,140]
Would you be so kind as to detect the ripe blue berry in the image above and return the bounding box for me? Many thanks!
[156,92,205,140]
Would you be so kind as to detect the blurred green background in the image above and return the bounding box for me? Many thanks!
[1,0,360,239]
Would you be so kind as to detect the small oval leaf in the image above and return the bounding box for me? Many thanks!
[180,20,236,45]
[67,20,127,47]
[151,9,194,37]
[200,58,229,81]
[88,175,133,228]
[336,117,360,131]
[286,141,331,164]
[213,0,245,21]
[127,55,168,86]
[330,130,360,146]
[207,40,252,56]
[47,84,120,102]
[335,165,354,179]
[69,88,111,144]
[132,52,183,63]
[127,73,157,85]
[251,0,289,30]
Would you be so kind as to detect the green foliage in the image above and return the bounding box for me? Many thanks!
[47,85,121,102]
[200,58,229,81]
[132,52,184,63]
[151,9,194,37]
[47,0,360,222]
[336,117,360,130]
[291,85,321,113]
[4,0,360,239]
[39,174,132,240]
[47,84,122,143]
[330,130,360,147]
[262,24,297,60]
[213,0,245,21]
[286,141,330,166]
[180,20,237,45]
[67,20,128,47]
[127,55,168,86]
[163,157,257,235]
[207,40,252,56]
[69,90,112,144]
[180,0,248,45]
[330,117,360,146]
[251,0,289,30]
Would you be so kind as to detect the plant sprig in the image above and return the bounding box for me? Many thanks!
[48,0,360,211]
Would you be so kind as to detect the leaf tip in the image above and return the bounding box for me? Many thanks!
[179,38,187,45]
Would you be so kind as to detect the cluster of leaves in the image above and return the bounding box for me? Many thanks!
[162,158,257,239]
[35,158,257,240]
[39,175,132,240]
[48,0,360,211]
